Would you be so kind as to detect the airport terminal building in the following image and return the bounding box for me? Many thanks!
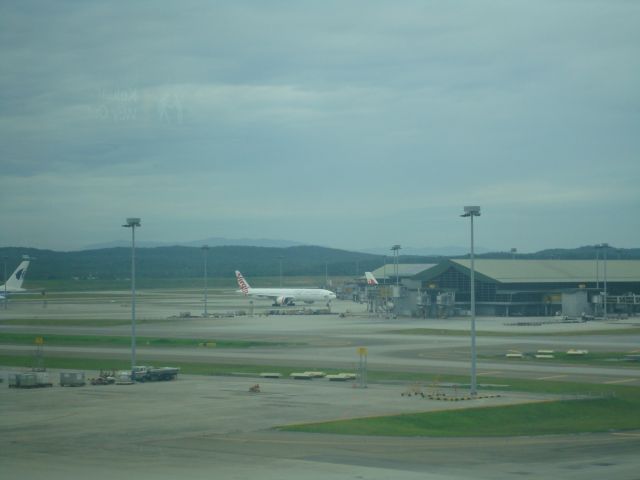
[368,260,640,318]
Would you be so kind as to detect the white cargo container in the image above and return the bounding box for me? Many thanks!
[18,373,38,387]
[8,371,53,388]
[115,371,134,385]
[60,372,86,387]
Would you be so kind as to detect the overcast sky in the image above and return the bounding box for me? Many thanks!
[1,1,638,253]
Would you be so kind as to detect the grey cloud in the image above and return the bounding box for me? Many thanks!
[0,1,638,251]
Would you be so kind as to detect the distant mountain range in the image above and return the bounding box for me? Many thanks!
[1,245,383,281]
[84,237,489,257]
[1,243,638,282]
[358,246,491,257]
[82,237,305,250]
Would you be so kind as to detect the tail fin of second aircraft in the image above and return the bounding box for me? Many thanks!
[1,259,30,292]
[235,270,251,295]
[365,272,378,286]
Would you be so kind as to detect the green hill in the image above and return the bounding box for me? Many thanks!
[0,244,637,282]
[0,245,384,281]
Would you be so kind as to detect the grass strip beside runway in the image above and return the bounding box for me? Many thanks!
[0,354,336,376]
[0,352,634,395]
[279,396,640,437]
[0,333,294,349]
[0,318,159,327]
[386,327,640,337]
[484,351,640,368]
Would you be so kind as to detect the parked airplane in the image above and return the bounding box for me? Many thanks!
[235,270,336,306]
[0,258,31,299]
[365,272,378,286]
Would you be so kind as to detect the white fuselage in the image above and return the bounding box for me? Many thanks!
[245,287,336,305]
[235,270,336,305]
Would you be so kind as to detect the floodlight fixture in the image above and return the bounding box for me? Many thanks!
[123,217,141,228]
[461,206,481,217]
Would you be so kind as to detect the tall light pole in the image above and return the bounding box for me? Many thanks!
[3,257,7,310]
[391,245,401,287]
[595,244,601,291]
[383,256,387,285]
[461,206,480,397]
[602,243,608,320]
[122,217,141,378]
[324,259,329,287]
[202,245,209,317]
[510,248,517,260]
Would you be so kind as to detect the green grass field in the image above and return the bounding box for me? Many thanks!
[0,354,339,377]
[3,351,640,437]
[485,351,640,368]
[0,318,162,327]
[385,327,640,337]
[0,333,297,349]
[280,396,639,436]
[278,373,640,437]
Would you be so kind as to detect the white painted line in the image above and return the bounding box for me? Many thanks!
[536,374,568,380]
[604,378,637,385]
[478,371,501,376]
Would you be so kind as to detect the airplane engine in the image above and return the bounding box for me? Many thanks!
[275,296,290,306]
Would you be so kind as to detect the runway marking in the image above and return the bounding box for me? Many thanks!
[604,378,637,385]
[188,433,548,450]
[612,432,640,438]
[536,374,568,380]
[478,371,501,376]
[418,353,458,359]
